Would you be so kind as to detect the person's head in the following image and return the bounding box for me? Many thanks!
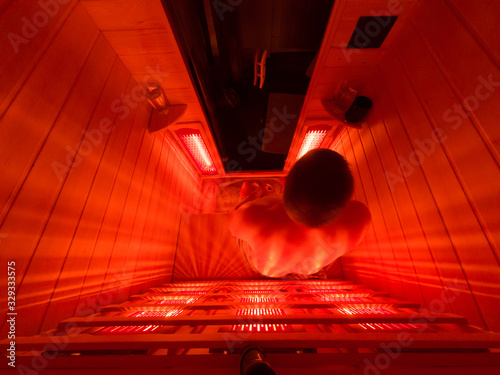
[283,148,354,227]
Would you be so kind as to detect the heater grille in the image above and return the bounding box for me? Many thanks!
[175,129,217,174]
[240,297,280,303]
[147,296,199,303]
[242,290,275,294]
[356,323,424,332]
[230,324,293,333]
[296,128,329,160]
[95,325,162,335]
[337,306,394,315]
[321,294,370,302]
[127,309,184,318]
[237,308,285,316]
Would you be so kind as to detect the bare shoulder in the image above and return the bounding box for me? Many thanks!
[228,194,282,239]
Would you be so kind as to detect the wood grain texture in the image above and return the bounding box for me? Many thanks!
[0,1,202,337]
[335,0,500,332]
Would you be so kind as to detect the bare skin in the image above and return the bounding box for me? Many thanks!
[228,182,371,278]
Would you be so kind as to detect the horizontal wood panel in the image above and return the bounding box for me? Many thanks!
[6,332,500,351]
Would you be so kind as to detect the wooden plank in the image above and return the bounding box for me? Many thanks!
[5,332,500,351]
[103,29,177,55]
[0,3,99,223]
[0,0,78,116]
[366,76,453,312]
[58,312,468,328]
[408,0,500,251]
[351,127,425,305]
[336,135,388,292]
[7,58,131,337]
[145,143,178,289]
[0,6,105,336]
[101,300,422,311]
[80,0,168,31]
[127,136,169,297]
[379,49,489,330]
[112,135,163,303]
[446,0,500,68]
[347,129,407,300]
[64,105,150,325]
[6,352,500,369]
[39,76,139,332]
[96,118,155,308]
[391,21,500,331]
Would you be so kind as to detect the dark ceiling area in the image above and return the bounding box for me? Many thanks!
[164,0,334,172]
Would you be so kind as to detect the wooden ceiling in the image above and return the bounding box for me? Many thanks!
[81,0,419,177]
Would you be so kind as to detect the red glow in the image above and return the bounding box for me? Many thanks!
[175,129,217,174]
[153,297,199,304]
[176,290,209,295]
[240,297,280,303]
[357,323,423,332]
[95,325,162,335]
[230,324,293,333]
[237,308,284,316]
[296,126,331,160]
[242,290,274,294]
[308,289,344,293]
[321,294,370,302]
[127,309,183,318]
[336,305,395,315]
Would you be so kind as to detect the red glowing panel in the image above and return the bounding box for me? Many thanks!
[152,296,199,304]
[308,289,343,293]
[237,308,284,316]
[242,290,274,294]
[321,294,370,302]
[357,323,424,332]
[296,126,331,160]
[337,305,395,315]
[240,297,280,303]
[230,324,293,333]
[176,290,210,295]
[95,325,161,335]
[127,309,183,318]
[175,129,217,174]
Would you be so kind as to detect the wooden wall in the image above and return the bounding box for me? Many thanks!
[0,1,202,336]
[333,0,500,332]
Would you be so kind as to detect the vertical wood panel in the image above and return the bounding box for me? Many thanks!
[0,0,79,115]
[0,0,202,336]
[335,0,500,331]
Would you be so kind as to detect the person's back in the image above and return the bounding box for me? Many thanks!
[228,148,371,278]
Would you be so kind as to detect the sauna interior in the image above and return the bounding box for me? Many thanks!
[1,0,499,374]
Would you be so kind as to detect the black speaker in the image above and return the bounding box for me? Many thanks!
[345,96,372,124]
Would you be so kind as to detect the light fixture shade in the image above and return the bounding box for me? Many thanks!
[142,82,169,112]
[174,128,217,175]
[296,124,332,160]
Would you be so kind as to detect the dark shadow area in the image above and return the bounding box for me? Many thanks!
[163,0,334,171]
